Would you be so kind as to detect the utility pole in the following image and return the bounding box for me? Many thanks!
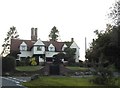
[85,37,87,54]
[85,37,87,67]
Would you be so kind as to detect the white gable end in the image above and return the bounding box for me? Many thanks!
[21,42,27,46]
[48,44,55,51]
[70,42,80,63]
[62,44,67,51]
[34,39,44,46]
[70,42,79,49]
[20,41,27,51]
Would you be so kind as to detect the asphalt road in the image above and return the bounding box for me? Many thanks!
[1,76,31,88]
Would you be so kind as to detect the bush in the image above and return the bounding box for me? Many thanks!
[16,60,26,66]
[30,57,37,66]
[91,67,115,85]
[2,55,16,72]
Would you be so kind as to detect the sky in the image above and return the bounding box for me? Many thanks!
[0,0,116,61]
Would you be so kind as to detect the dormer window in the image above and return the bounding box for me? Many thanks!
[37,46,42,51]
[48,44,55,52]
[20,42,27,51]
[21,46,26,51]
[50,47,53,51]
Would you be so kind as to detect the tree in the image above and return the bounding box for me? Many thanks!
[53,52,65,64]
[108,0,120,26]
[64,48,76,64]
[85,25,120,69]
[107,0,120,69]
[1,26,19,57]
[49,26,59,41]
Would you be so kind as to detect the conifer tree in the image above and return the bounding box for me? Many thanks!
[1,26,19,57]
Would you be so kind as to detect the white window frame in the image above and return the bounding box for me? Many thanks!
[37,46,42,51]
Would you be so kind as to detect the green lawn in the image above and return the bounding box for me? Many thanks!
[66,66,89,71]
[16,66,43,71]
[22,76,102,87]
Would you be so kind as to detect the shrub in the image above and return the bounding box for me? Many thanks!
[91,67,115,85]
[30,57,37,66]
[16,60,26,66]
[2,55,16,72]
[25,56,31,66]
[16,57,31,66]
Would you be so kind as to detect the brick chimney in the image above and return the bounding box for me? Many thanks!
[71,38,74,42]
[31,28,37,41]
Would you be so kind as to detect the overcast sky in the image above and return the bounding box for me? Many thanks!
[0,0,115,61]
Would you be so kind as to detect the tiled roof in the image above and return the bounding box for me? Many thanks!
[10,39,34,54]
[10,39,70,53]
[43,41,64,51]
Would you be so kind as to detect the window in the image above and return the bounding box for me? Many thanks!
[37,46,42,51]
[48,44,55,51]
[21,46,26,51]
[20,42,27,51]
[50,47,53,50]
[49,47,55,51]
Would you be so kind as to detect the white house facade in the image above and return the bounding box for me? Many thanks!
[10,28,80,63]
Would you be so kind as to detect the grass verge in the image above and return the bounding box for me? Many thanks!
[22,76,120,88]
[22,76,103,86]
[16,66,43,71]
[66,66,89,71]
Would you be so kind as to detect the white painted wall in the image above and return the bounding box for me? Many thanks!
[18,51,33,58]
[39,56,44,62]
[45,51,59,57]
[17,41,80,63]
[70,42,80,62]
[33,46,45,54]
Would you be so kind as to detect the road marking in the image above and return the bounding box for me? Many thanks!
[16,84,22,86]
[2,77,28,88]
[7,77,27,82]
[3,77,20,84]
[13,78,27,82]
[13,78,16,79]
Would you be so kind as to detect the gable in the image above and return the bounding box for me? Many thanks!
[70,42,80,49]
[34,39,45,46]
[64,42,72,47]
[48,44,55,51]
[62,44,68,51]
[20,41,27,51]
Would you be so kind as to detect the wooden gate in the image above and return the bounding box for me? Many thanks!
[49,64,60,75]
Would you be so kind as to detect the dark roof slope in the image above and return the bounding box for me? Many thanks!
[10,39,68,53]
[43,41,64,51]
[64,41,73,47]
[10,39,34,54]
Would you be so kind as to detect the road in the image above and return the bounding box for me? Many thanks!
[1,76,31,88]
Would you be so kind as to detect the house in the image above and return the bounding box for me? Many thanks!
[10,28,80,64]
